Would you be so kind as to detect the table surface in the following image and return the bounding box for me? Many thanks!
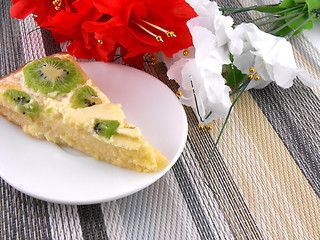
[1,0,320,239]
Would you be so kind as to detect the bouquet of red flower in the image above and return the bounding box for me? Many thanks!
[10,0,196,68]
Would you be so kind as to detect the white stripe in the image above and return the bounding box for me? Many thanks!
[101,201,126,240]
[182,141,236,239]
[210,111,312,239]
[47,203,83,240]
[19,16,46,61]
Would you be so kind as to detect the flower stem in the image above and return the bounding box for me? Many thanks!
[190,75,212,123]
[219,5,257,13]
[255,11,305,26]
[230,78,249,97]
[285,12,316,40]
[269,11,308,35]
[203,77,251,191]
[251,4,304,23]
[219,4,278,14]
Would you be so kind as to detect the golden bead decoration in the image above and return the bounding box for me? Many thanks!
[97,40,104,44]
[198,125,204,130]
[248,74,254,80]
[206,125,213,130]
[176,91,182,97]
[156,35,163,42]
[147,53,154,58]
[150,55,156,61]
[254,75,260,81]
[151,61,156,66]
[166,31,176,37]
[249,67,255,73]
[183,50,189,56]
[53,0,61,10]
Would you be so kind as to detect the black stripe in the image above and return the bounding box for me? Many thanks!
[40,29,62,56]
[1,1,52,239]
[77,204,109,240]
[250,81,320,197]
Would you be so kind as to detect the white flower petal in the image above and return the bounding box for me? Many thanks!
[230,23,319,89]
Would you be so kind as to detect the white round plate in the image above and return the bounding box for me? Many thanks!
[0,62,188,204]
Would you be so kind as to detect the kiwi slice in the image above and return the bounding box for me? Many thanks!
[23,56,83,95]
[3,89,39,117]
[71,86,102,108]
[94,120,120,139]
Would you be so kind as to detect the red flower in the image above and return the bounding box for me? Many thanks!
[10,0,197,68]
[10,0,75,27]
[80,0,196,65]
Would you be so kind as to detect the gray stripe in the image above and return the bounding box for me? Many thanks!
[0,1,25,76]
[184,108,264,240]
[250,81,320,197]
[172,158,217,240]
[77,204,109,240]
[1,179,53,239]
[157,63,263,239]
[0,2,52,239]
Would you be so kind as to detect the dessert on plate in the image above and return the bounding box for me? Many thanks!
[0,53,169,172]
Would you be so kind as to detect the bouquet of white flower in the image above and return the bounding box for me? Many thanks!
[162,0,319,127]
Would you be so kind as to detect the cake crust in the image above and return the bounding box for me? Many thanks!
[0,53,169,172]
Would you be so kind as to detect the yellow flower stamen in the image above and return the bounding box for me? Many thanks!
[133,20,164,42]
[141,19,176,38]
[52,0,61,10]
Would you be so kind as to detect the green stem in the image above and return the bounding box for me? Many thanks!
[285,12,316,40]
[202,77,251,189]
[270,11,308,35]
[112,52,127,62]
[190,75,205,123]
[219,5,258,13]
[255,11,305,26]
[229,78,248,97]
[28,26,54,34]
[252,4,304,23]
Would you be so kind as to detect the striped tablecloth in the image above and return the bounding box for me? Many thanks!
[1,0,320,239]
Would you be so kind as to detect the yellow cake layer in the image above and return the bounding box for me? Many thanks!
[0,53,169,172]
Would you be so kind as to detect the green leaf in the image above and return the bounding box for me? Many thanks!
[256,5,284,13]
[225,64,246,87]
[279,0,297,8]
[306,0,320,14]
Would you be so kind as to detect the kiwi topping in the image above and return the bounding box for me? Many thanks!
[94,120,120,139]
[23,56,83,95]
[3,89,39,117]
[71,86,102,108]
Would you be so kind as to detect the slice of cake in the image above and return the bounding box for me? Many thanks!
[0,53,169,172]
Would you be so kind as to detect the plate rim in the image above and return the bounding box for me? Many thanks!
[0,61,188,204]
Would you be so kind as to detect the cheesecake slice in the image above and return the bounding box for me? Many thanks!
[0,53,169,172]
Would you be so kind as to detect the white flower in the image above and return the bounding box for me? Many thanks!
[163,0,233,123]
[167,58,231,124]
[229,23,319,89]
[186,0,233,48]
